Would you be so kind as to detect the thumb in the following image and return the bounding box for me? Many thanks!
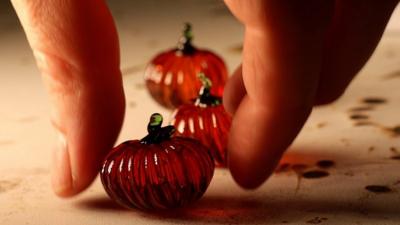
[11,0,125,197]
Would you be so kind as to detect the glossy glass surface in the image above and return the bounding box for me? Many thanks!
[100,137,215,210]
[172,104,231,167]
[144,48,228,109]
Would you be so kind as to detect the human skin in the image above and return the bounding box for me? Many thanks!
[223,0,399,188]
[10,0,399,196]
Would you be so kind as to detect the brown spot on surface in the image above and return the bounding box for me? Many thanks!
[390,147,398,153]
[348,106,374,112]
[362,97,387,105]
[316,122,327,128]
[344,171,355,177]
[0,139,14,146]
[316,160,335,169]
[354,121,376,127]
[275,163,310,192]
[128,101,137,108]
[306,217,328,224]
[302,170,329,179]
[365,185,391,193]
[383,70,400,80]
[390,126,400,136]
[0,180,20,193]
[340,138,350,146]
[349,114,369,120]
[368,146,375,152]
[384,125,400,137]
[391,155,400,160]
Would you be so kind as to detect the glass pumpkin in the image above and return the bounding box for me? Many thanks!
[171,73,232,167]
[144,23,228,109]
[100,113,215,210]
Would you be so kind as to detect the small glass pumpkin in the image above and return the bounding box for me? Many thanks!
[100,113,215,210]
[144,23,228,109]
[171,73,232,167]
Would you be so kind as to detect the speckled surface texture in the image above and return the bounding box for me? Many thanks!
[1,1,400,224]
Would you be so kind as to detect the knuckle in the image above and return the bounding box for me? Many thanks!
[33,49,81,94]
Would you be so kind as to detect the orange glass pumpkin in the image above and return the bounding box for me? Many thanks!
[100,113,215,210]
[144,23,228,109]
[171,74,231,167]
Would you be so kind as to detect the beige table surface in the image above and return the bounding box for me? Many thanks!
[1,1,400,225]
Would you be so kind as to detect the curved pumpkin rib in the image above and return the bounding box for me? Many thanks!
[122,149,144,207]
[145,51,171,85]
[178,107,195,137]
[186,137,214,196]
[157,142,180,207]
[146,50,180,108]
[178,56,197,104]
[217,108,231,135]
[176,138,213,202]
[194,109,210,146]
[164,142,187,205]
[158,52,181,108]
[144,145,169,209]
[207,108,225,165]
[126,152,145,209]
[168,56,187,107]
[105,150,124,204]
[134,146,153,209]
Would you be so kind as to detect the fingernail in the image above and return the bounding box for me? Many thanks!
[51,131,74,197]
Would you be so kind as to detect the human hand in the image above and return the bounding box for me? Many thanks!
[11,0,399,198]
[223,0,399,188]
[11,0,125,197]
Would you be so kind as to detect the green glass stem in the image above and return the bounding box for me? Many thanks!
[141,113,176,144]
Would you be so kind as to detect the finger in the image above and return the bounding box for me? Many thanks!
[11,0,125,197]
[315,0,399,104]
[224,0,335,188]
[223,64,246,115]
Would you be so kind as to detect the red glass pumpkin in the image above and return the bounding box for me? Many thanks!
[100,113,215,210]
[171,74,231,167]
[144,23,228,109]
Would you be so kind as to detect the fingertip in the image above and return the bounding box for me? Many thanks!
[227,97,310,190]
[51,139,74,198]
[228,139,282,190]
[50,132,99,198]
[228,152,278,190]
[52,176,94,198]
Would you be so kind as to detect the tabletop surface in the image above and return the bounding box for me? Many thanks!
[1,1,400,225]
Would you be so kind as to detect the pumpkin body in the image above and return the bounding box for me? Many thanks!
[145,48,227,108]
[100,137,214,210]
[172,104,231,167]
